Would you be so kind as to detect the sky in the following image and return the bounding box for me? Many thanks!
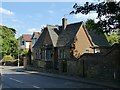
[0,0,119,38]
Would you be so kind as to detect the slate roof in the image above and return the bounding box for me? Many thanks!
[47,25,59,47]
[84,27,110,47]
[33,20,110,49]
[57,22,110,47]
[22,34,32,42]
[33,25,60,48]
[57,22,83,47]
[32,29,46,48]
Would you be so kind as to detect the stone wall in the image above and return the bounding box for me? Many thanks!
[58,60,67,72]
[32,59,53,69]
[67,44,120,81]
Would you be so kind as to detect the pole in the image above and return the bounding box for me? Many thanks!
[18,47,19,67]
[17,39,21,67]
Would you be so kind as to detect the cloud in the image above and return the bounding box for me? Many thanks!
[73,12,99,22]
[40,25,46,29]
[48,10,54,14]
[27,25,46,34]
[0,7,14,15]
[28,28,38,33]
[12,19,17,22]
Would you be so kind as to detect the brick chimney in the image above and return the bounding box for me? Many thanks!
[62,18,67,30]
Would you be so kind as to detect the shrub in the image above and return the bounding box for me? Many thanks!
[1,55,16,65]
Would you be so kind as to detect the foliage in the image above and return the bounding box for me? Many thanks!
[85,19,95,30]
[21,49,28,56]
[85,19,120,45]
[2,55,14,61]
[70,1,120,33]
[0,25,18,57]
[105,33,120,45]
[85,19,103,33]
[1,55,16,63]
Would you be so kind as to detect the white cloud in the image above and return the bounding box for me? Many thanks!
[0,7,14,15]
[12,19,17,22]
[73,12,99,22]
[2,0,104,2]
[28,28,38,33]
[40,25,46,29]
[48,10,54,14]
[27,25,46,34]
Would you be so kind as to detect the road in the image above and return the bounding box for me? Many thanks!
[1,66,106,89]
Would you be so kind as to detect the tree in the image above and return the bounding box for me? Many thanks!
[85,19,95,30]
[20,49,28,57]
[85,19,120,45]
[0,25,18,57]
[105,33,120,45]
[85,19,104,33]
[70,1,120,33]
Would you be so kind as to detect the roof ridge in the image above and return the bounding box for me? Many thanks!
[66,21,83,27]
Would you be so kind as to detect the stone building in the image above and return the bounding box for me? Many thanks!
[32,18,110,72]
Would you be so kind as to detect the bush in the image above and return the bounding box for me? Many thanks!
[1,55,16,65]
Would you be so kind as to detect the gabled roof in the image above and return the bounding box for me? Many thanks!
[32,29,46,48]
[31,32,40,39]
[47,25,59,47]
[33,18,110,49]
[57,22,83,47]
[83,26,110,47]
[33,25,60,48]
[22,34,32,42]
[57,22,110,47]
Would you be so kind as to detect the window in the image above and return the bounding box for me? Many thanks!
[58,49,66,59]
[95,48,100,53]
[46,50,52,60]
[41,49,45,59]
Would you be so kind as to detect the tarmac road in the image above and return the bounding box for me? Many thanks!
[1,66,106,89]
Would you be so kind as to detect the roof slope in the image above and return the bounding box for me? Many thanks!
[47,25,59,47]
[84,26,110,47]
[32,29,46,48]
[57,22,83,47]
[22,34,32,42]
[33,20,110,48]
[33,25,60,48]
